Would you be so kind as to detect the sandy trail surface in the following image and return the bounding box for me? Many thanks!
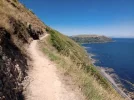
[24,34,84,100]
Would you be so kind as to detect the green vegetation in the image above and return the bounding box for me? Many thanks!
[39,27,124,100]
[48,28,110,88]
[13,0,18,2]
[70,35,112,43]
[42,48,60,61]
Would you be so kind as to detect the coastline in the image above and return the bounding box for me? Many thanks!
[97,67,131,100]
[80,40,114,45]
[88,54,132,100]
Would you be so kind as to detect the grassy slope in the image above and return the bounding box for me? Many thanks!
[0,0,46,53]
[0,0,46,99]
[39,28,124,100]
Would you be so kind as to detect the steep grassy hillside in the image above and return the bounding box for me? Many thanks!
[0,0,46,99]
[39,28,124,100]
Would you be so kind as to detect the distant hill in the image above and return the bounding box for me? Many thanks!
[70,34,113,43]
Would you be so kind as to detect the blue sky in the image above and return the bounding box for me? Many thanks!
[20,0,134,37]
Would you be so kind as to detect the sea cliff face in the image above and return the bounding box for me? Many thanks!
[70,35,112,43]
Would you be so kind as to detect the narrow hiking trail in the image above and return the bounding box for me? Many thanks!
[24,34,84,100]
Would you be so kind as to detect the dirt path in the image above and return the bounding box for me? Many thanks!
[24,34,84,100]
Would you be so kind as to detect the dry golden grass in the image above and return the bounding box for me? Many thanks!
[39,34,124,100]
[0,0,46,32]
[0,0,47,52]
[0,0,48,58]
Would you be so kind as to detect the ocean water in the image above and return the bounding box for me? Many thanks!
[82,38,134,92]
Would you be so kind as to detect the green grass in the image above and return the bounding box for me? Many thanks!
[39,27,124,100]
[13,0,18,2]
[47,28,111,88]
[42,48,60,61]
[48,28,90,65]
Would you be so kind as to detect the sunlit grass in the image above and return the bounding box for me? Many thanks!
[39,28,124,100]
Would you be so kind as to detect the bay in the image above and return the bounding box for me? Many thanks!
[82,38,134,92]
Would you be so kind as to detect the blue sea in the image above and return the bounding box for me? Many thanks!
[82,38,134,92]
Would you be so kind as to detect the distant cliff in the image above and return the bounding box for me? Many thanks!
[70,35,113,43]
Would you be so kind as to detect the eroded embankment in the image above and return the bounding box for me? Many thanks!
[0,18,44,100]
[0,27,28,100]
